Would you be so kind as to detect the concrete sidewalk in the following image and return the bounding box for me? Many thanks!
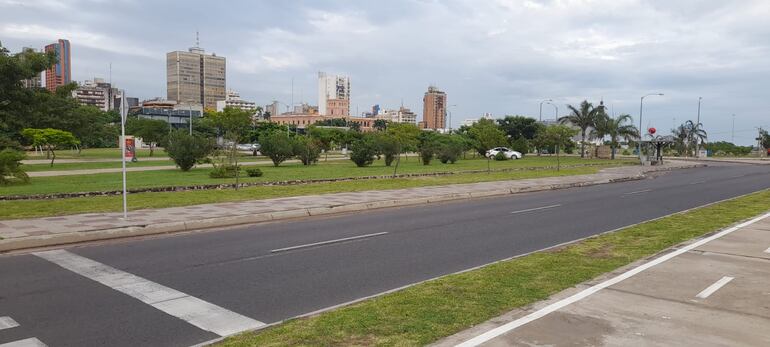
[436,212,770,347]
[0,161,698,252]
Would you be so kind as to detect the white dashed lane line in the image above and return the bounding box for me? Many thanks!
[34,250,265,337]
[510,204,561,215]
[0,338,47,347]
[695,276,735,300]
[0,317,19,331]
[622,189,652,196]
[270,232,389,253]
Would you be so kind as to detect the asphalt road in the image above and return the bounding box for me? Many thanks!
[1,163,768,347]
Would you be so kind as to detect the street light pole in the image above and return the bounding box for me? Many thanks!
[539,99,552,122]
[189,104,193,135]
[732,114,736,143]
[546,101,558,120]
[638,93,664,163]
[696,97,702,157]
[119,89,128,220]
[447,104,457,133]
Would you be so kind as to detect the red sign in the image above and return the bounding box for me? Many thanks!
[648,127,656,134]
[124,136,135,159]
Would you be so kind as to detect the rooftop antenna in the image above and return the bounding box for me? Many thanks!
[195,30,200,48]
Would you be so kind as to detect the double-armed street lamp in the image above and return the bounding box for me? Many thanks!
[546,101,558,121]
[638,93,664,162]
[447,104,457,132]
[539,99,552,122]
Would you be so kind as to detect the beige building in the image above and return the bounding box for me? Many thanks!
[422,86,447,130]
[376,106,417,124]
[216,89,256,113]
[318,71,350,116]
[167,46,226,110]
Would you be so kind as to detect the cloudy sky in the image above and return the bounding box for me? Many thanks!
[1,0,768,144]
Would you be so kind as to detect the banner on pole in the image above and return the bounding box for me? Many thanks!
[123,136,135,159]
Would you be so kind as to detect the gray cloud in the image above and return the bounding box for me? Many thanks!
[1,0,768,144]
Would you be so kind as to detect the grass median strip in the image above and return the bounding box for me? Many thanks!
[216,189,770,347]
[0,166,601,220]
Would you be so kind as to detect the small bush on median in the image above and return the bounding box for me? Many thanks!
[494,151,508,161]
[260,131,295,167]
[209,164,240,178]
[293,136,321,166]
[245,168,263,177]
[349,135,378,167]
[0,148,29,185]
[164,130,215,171]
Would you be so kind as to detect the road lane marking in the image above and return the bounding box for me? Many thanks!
[0,316,19,330]
[510,204,561,215]
[696,276,734,299]
[689,180,707,185]
[0,338,47,347]
[454,211,770,347]
[622,189,652,196]
[34,250,264,336]
[764,246,770,254]
[271,232,389,253]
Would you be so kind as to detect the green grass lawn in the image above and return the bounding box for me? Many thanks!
[216,189,770,347]
[0,166,605,220]
[24,147,169,160]
[20,155,337,172]
[3,156,634,196]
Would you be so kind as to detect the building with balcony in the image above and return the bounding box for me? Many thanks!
[167,45,226,110]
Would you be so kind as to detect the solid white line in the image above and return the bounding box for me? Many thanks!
[696,276,734,299]
[689,180,707,185]
[0,338,47,347]
[270,232,389,253]
[34,250,264,336]
[454,211,770,347]
[764,246,770,254]
[0,316,19,330]
[622,189,652,195]
[510,204,561,214]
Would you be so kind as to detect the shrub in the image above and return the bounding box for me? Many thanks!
[0,137,23,151]
[164,130,214,171]
[349,135,378,167]
[245,168,263,177]
[622,149,631,156]
[375,134,401,166]
[437,135,465,164]
[209,164,240,178]
[260,131,294,167]
[0,149,29,185]
[293,136,321,166]
[510,137,529,155]
[417,132,440,165]
[494,151,508,161]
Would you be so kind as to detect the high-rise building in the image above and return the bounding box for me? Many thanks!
[318,71,350,116]
[376,106,417,124]
[167,45,226,110]
[216,89,256,113]
[20,47,43,89]
[422,86,447,130]
[72,79,110,111]
[44,39,71,91]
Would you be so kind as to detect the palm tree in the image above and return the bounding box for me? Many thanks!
[560,100,604,158]
[593,114,638,159]
[685,120,707,156]
[671,120,707,156]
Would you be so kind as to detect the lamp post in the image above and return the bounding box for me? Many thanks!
[119,89,128,220]
[732,114,736,143]
[546,101,558,120]
[696,97,702,157]
[447,104,457,133]
[638,93,664,163]
[539,99,552,122]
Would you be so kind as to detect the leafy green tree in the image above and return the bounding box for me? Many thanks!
[293,135,321,165]
[535,125,577,170]
[704,141,752,156]
[437,135,465,164]
[509,137,529,155]
[560,100,604,158]
[758,129,770,154]
[349,134,378,167]
[672,120,707,157]
[417,131,441,165]
[592,114,638,159]
[0,148,29,185]
[497,116,542,142]
[467,118,507,156]
[387,123,420,160]
[374,133,401,166]
[206,107,253,187]
[260,131,294,167]
[126,117,169,156]
[164,130,214,171]
[308,126,335,160]
[21,128,79,166]
[373,119,388,132]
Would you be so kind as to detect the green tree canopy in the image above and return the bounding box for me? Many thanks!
[560,100,604,158]
[467,119,507,156]
[22,128,80,166]
[126,117,169,156]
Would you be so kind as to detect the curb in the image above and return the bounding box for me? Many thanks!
[0,165,703,253]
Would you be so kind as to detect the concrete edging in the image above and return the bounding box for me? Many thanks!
[0,164,703,253]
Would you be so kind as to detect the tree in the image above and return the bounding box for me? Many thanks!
[349,134,378,167]
[387,123,420,160]
[672,120,707,156]
[467,118,507,156]
[0,148,29,185]
[206,107,253,188]
[260,131,295,167]
[417,131,441,165]
[164,130,214,171]
[497,116,542,142]
[560,100,604,158]
[704,141,752,156]
[293,135,321,165]
[307,126,335,160]
[592,114,638,159]
[509,137,529,155]
[373,119,388,132]
[374,133,401,166]
[536,125,577,170]
[758,129,770,154]
[437,135,465,164]
[21,128,79,166]
[126,117,169,156]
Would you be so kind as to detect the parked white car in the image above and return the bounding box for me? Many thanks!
[486,147,522,159]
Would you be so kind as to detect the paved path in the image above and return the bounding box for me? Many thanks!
[436,212,770,347]
[1,161,695,250]
[22,156,171,164]
[25,156,348,177]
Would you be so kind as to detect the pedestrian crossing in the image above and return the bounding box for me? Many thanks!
[0,316,46,347]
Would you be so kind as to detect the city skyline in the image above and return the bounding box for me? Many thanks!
[1,1,769,144]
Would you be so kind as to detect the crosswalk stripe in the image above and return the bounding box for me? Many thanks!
[34,249,265,337]
[0,338,47,347]
[0,316,19,330]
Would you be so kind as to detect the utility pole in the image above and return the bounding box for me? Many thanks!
[732,114,736,143]
[696,97,702,157]
[539,99,552,122]
[638,93,664,164]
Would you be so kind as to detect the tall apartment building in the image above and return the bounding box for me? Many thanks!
[376,106,417,124]
[318,71,350,116]
[422,86,447,130]
[20,47,43,89]
[71,78,122,111]
[44,39,71,91]
[216,89,256,113]
[167,46,226,110]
